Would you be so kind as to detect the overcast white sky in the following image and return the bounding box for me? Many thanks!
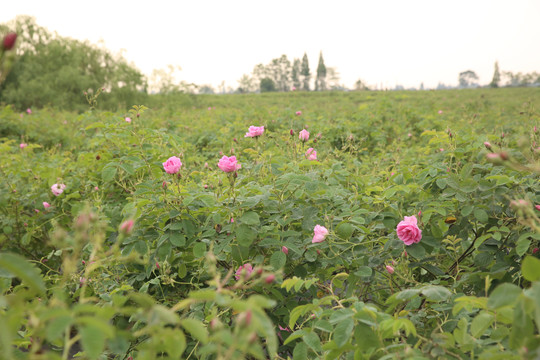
[2,0,540,90]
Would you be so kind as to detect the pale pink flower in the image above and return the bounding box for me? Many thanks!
[282,246,289,255]
[43,202,50,209]
[34,209,40,213]
[305,147,317,161]
[244,126,264,138]
[535,205,540,211]
[439,148,444,152]
[408,133,412,138]
[231,218,234,223]
[296,111,302,116]
[19,143,27,149]
[218,155,241,172]
[125,117,131,123]
[235,263,253,280]
[386,265,395,274]
[299,129,310,142]
[162,156,182,174]
[51,183,66,196]
[26,108,32,114]
[484,141,492,149]
[438,110,443,114]
[312,225,329,244]
[291,86,296,91]
[119,219,134,235]
[94,186,99,191]
[396,215,422,245]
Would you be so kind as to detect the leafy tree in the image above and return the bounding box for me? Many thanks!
[458,70,479,88]
[354,79,369,91]
[300,52,310,91]
[490,61,500,88]
[315,51,327,91]
[0,16,147,111]
[291,58,301,90]
[259,77,276,92]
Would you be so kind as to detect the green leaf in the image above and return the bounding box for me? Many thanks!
[80,324,106,360]
[170,233,186,247]
[470,312,493,337]
[0,253,46,295]
[161,328,186,358]
[421,285,452,302]
[236,225,257,247]
[45,315,72,343]
[270,251,286,270]
[487,283,522,309]
[193,242,206,258]
[406,243,426,259]
[239,211,260,225]
[516,237,531,257]
[522,256,540,282]
[303,331,322,353]
[333,317,354,347]
[473,209,489,223]
[181,318,208,343]
[336,222,354,240]
[101,166,117,182]
[435,178,447,189]
[293,342,308,360]
[354,266,372,277]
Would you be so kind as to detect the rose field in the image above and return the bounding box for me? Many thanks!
[2,88,540,359]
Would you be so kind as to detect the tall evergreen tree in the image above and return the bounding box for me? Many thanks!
[300,53,310,91]
[490,61,500,88]
[291,58,301,90]
[315,51,327,91]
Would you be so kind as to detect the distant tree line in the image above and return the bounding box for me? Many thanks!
[236,52,344,93]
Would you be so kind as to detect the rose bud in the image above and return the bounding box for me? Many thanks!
[265,274,275,284]
[282,246,289,255]
[2,32,17,50]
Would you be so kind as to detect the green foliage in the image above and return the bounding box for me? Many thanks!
[0,16,147,112]
[260,77,276,92]
[1,88,540,358]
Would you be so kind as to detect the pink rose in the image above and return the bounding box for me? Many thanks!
[125,117,131,123]
[282,246,289,255]
[438,110,443,114]
[218,155,241,172]
[535,205,540,211]
[312,225,329,243]
[26,108,32,114]
[235,263,253,280]
[19,143,27,149]
[396,215,422,245]
[244,126,264,138]
[386,265,395,274]
[163,156,182,174]
[299,129,310,142]
[51,183,66,196]
[296,111,302,116]
[305,148,317,161]
[484,141,492,149]
[43,202,50,209]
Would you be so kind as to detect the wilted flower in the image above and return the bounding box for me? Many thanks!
[51,183,66,196]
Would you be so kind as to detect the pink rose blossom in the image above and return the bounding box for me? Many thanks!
[125,117,131,123]
[235,263,253,280]
[438,110,443,114]
[535,205,540,211]
[312,225,329,244]
[533,248,539,254]
[51,183,66,196]
[396,215,422,245]
[34,209,40,213]
[19,143,27,149]
[305,148,317,161]
[299,129,310,142]
[43,202,50,209]
[291,86,296,91]
[296,111,302,116]
[94,186,99,191]
[244,126,264,138]
[162,156,182,174]
[218,155,241,172]
[230,218,234,223]
[282,246,289,255]
[386,265,395,274]
[26,108,32,114]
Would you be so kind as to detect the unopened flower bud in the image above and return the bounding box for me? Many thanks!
[533,248,539,254]
[484,141,492,150]
[386,265,395,274]
[282,246,288,255]
[265,274,275,284]
[120,219,134,235]
[2,32,17,50]
[290,129,294,136]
